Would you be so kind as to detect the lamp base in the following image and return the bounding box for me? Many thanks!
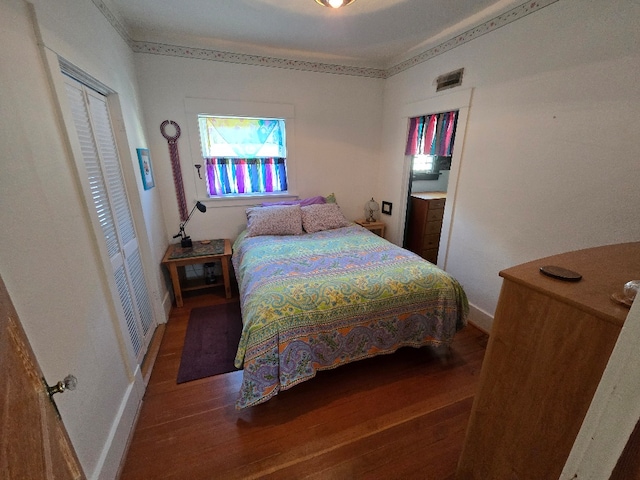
[181,237,193,248]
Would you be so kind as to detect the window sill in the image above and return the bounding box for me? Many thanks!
[412,173,441,181]
[199,192,298,208]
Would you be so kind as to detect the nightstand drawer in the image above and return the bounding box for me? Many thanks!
[354,220,385,238]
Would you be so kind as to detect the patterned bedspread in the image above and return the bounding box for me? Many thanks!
[232,225,468,409]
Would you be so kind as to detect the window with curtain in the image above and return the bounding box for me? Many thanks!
[405,110,458,180]
[197,115,288,196]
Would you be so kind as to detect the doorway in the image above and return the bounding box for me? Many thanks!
[403,111,458,264]
[399,89,472,270]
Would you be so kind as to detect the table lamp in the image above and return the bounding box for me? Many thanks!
[364,198,379,223]
[174,201,206,247]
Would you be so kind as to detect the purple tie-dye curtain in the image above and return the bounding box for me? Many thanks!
[405,111,458,156]
[205,158,287,196]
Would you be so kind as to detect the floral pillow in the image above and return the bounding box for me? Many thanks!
[301,203,350,233]
[246,205,303,237]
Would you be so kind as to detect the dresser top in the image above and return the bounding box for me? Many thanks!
[411,191,447,200]
[500,242,640,326]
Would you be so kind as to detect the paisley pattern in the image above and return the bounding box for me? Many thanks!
[232,225,468,409]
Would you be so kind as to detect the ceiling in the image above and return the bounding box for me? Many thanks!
[106,0,523,69]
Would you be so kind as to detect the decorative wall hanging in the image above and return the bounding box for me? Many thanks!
[136,148,155,190]
[160,120,189,221]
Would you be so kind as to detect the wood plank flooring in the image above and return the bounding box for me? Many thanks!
[119,292,488,479]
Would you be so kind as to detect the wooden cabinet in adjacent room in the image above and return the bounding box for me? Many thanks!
[456,242,640,480]
[406,192,446,264]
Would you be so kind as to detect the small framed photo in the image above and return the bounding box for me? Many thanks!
[381,201,392,215]
[137,148,155,190]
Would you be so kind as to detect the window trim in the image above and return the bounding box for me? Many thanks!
[185,98,296,204]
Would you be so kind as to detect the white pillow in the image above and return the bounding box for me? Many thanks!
[301,204,350,233]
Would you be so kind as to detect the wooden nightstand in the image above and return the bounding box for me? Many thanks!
[355,220,385,238]
[162,239,232,307]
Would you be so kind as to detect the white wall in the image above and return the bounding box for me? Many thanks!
[2,0,639,477]
[379,0,640,328]
[134,54,384,245]
[0,0,168,478]
[412,170,451,194]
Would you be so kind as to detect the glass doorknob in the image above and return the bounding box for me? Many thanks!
[46,374,78,397]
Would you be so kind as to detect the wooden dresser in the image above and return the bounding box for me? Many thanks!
[406,192,446,263]
[457,242,640,480]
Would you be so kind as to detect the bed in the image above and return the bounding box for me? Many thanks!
[232,202,468,409]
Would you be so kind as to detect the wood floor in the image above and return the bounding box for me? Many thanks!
[119,291,488,480]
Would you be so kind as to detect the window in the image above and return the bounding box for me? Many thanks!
[197,115,288,196]
[406,111,458,180]
[412,155,437,176]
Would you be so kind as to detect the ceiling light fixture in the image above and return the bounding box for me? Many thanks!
[315,0,357,8]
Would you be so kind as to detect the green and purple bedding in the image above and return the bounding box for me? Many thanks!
[232,225,468,409]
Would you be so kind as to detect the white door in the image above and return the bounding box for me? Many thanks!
[63,76,155,361]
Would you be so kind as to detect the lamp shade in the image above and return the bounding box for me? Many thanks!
[364,198,379,223]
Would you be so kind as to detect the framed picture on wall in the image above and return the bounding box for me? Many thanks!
[137,148,155,190]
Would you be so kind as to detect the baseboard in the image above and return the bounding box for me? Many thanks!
[96,292,169,479]
[141,323,165,385]
[94,371,144,480]
[161,289,172,322]
[467,303,493,335]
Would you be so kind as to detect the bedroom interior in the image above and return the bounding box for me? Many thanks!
[0,0,639,479]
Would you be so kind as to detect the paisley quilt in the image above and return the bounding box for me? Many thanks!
[232,225,468,409]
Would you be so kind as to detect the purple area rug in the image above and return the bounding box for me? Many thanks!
[176,302,243,384]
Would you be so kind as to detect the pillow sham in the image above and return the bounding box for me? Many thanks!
[261,195,326,207]
[301,203,350,233]
[246,205,303,237]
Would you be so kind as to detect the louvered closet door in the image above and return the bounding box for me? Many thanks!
[63,76,155,361]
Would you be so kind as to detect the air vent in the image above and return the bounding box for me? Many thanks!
[435,68,464,92]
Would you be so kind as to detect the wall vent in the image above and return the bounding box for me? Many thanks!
[435,68,464,92]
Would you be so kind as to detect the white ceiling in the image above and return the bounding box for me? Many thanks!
[106,0,523,69]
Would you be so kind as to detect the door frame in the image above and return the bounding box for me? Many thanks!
[39,48,160,380]
[399,88,473,270]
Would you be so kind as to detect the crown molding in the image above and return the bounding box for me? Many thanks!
[387,0,559,77]
[91,0,132,44]
[130,41,387,78]
[94,0,559,79]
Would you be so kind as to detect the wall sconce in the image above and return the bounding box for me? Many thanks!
[174,201,206,248]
